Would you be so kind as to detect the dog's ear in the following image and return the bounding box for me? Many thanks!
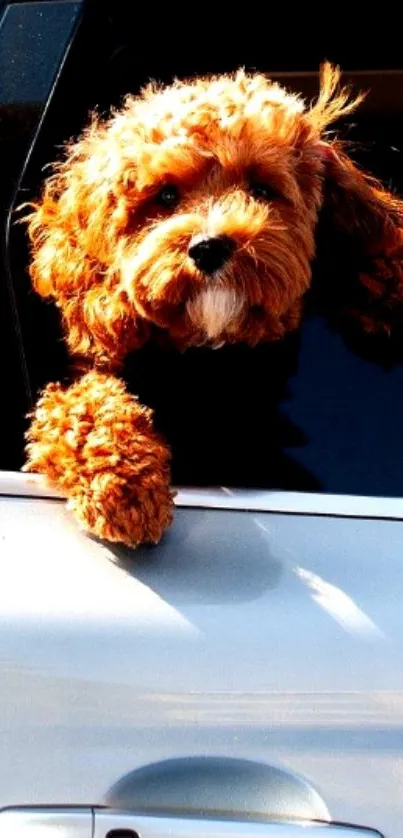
[316,140,403,339]
[309,65,403,339]
[22,117,146,366]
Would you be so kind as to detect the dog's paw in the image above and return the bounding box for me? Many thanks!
[68,469,174,547]
[25,371,174,547]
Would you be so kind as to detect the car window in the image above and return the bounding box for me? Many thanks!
[2,2,403,496]
[0,0,84,467]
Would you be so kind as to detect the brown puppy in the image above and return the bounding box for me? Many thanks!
[24,65,403,545]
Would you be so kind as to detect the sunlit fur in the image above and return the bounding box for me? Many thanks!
[23,65,403,546]
[187,286,245,343]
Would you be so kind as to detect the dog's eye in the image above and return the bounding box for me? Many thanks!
[155,184,180,208]
[249,181,279,202]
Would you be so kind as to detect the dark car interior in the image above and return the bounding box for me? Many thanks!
[2,0,403,495]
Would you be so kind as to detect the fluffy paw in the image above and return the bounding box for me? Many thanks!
[25,371,174,546]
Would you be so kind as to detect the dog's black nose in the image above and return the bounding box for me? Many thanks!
[188,235,235,274]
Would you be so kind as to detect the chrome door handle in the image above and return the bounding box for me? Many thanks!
[0,808,384,838]
[97,815,383,836]
[0,807,92,836]
[96,812,384,836]
[94,811,382,838]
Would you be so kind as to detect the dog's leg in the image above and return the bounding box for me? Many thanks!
[24,371,174,546]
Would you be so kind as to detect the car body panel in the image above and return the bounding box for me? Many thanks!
[0,474,402,836]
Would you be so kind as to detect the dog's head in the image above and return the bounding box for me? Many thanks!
[25,64,403,364]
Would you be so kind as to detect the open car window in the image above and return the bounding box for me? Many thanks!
[2,1,403,497]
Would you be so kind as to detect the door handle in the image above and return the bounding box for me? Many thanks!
[0,758,385,838]
[0,808,385,838]
[96,813,384,837]
[0,807,92,836]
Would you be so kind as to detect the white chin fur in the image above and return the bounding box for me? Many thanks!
[187,287,244,341]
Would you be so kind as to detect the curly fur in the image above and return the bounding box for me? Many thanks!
[23,64,403,546]
[25,372,173,545]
